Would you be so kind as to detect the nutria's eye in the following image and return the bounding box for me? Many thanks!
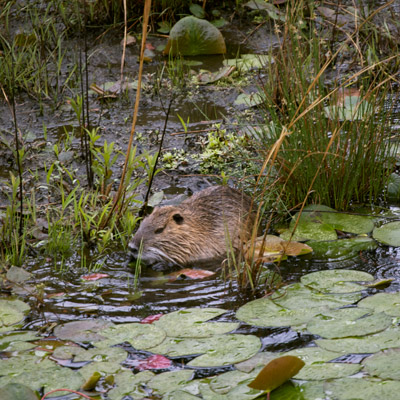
[154,227,164,234]
[172,213,184,225]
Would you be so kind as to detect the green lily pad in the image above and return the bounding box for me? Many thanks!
[164,16,226,56]
[358,292,400,317]
[236,283,362,329]
[94,322,166,350]
[235,352,280,373]
[281,204,374,241]
[0,383,38,400]
[325,95,373,121]
[363,349,400,379]
[295,362,361,380]
[309,236,378,261]
[316,329,400,354]
[0,363,84,397]
[53,345,127,363]
[284,346,341,364]
[148,370,194,394]
[0,331,38,351]
[6,266,32,283]
[325,378,400,400]
[373,221,400,246]
[223,54,273,73]
[0,299,30,331]
[107,370,152,400]
[154,307,238,338]
[79,360,124,380]
[300,269,374,293]
[306,309,392,339]
[234,92,265,107]
[53,319,114,342]
[147,334,261,367]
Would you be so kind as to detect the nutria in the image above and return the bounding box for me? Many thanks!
[128,186,256,269]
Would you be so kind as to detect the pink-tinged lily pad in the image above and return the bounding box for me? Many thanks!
[81,273,109,281]
[134,354,172,371]
[141,314,163,324]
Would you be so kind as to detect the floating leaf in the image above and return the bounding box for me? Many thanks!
[223,54,273,72]
[6,266,32,283]
[316,329,400,354]
[54,319,114,342]
[157,21,171,34]
[167,268,215,281]
[197,65,235,85]
[234,92,265,107]
[141,314,163,324]
[296,362,361,381]
[387,173,400,200]
[244,1,285,21]
[164,16,226,56]
[244,235,312,263]
[94,322,166,350]
[0,299,30,331]
[81,273,109,281]
[325,378,400,400]
[148,191,164,207]
[248,356,305,391]
[133,354,172,371]
[0,383,37,400]
[300,269,374,294]
[154,307,235,338]
[148,370,194,395]
[107,370,153,400]
[325,91,372,121]
[358,292,400,317]
[306,309,392,339]
[309,237,378,261]
[373,221,400,246]
[363,349,400,380]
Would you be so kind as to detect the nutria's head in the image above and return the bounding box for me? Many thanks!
[128,205,194,269]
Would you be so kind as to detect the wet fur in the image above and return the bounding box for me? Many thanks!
[129,186,255,269]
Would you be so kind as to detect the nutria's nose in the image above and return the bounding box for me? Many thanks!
[128,241,139,258]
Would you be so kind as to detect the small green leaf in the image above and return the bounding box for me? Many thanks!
[189,3,205,18]
[373,221,400,246]
[247,355,305,391]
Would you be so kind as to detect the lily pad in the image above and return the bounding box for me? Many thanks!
[325,94,372,121]
[223,54,273,73]
[358,292,400,317]
[94,322,166,350]
[148,370,194,394]
[0,299,30,331]
[294,361,361,381]
[6,266,32,283]
[309,237,378,261]
[373,221,400,246]
[0,383,38,400]
[147,334,261,367]
[316,329,400,354]
[107,370,152,400]
[306,309,392,339]
[281,204,374,241]
[363,349,400,380]
[284,346,342,364]
[234,92,265,107]
[53,319,114,342]
[164,16,226,56]
[325,378,400,400]
[154,307,238,338]
[300,269,374,294]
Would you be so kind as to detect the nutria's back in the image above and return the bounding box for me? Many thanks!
[128,186,256,269]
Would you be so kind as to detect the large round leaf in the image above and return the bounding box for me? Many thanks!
[358,292,400,317]
[325,378,400,400]
[94,322,166,350]
[316,329,400,354]
[0,299,30,331]
[154,307,238,338]
[373,221,400,246]
[363,349,400,380]
[164,16,226,56]
[306,309,392,339]
[300,269,374,294]
[148,370,194,395]
[53,319,113,342]
[295,362,361,380]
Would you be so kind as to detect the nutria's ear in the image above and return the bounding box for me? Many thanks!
[172,213,184,225]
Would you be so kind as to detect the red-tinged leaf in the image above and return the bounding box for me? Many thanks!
[81,273,109,281]
[247,355,305,391]
[134,354,172,371]
[46,292,65,298]
[141,314,163,324]
[168,268,215,281]
[146,42,155,50]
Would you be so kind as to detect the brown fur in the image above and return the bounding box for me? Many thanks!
[128,186,256,269]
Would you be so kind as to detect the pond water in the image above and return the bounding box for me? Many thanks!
[2,4,400,399]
